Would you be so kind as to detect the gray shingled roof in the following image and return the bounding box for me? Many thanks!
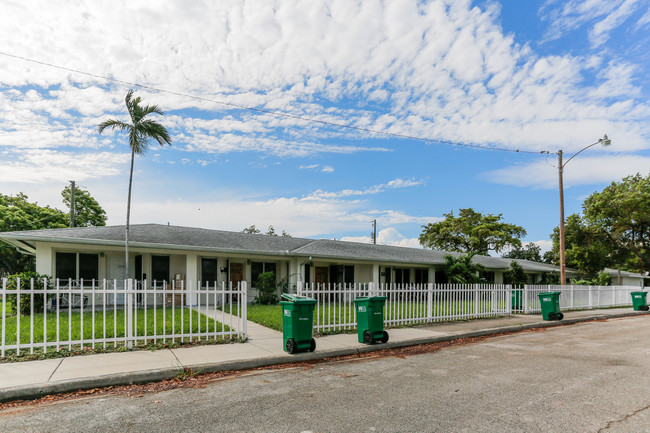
[1,223,561,273]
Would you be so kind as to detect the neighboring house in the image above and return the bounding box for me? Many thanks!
[1,224,634,302]
[604,268,649,287]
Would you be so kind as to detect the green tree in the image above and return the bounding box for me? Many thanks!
[502,242,542,262]
[253,271,279,305]
[0,193,68,275]
[98,90,172,278]
[242,225,261,234]
[419,208,526,255]
[443,254,484,284]
[582,173,650,274]
[547,214,610,279]
[61,185,107,227]
[503,261,527,287]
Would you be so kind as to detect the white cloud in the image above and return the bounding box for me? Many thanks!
[341,227,423,248]
[300,164,319,170]
[484,154,650,189]
[540,0,642,47]
[308,178,424,199]
[321,165,334,173]
[0,149,128,184]
[0,0,648,159]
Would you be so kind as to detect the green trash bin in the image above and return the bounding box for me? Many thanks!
[537,291,563,321]
[511,288,523,311]
[280,294,317,354]
[353,296,389,344]
[630,292,649,311]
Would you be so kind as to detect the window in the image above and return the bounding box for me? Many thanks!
[394,268,411,284]
[55,252,99,283]
[435,270,448,284]
[415,269,429,285]
[304,264,311,284]
[201,258,219,286]
[480,271,495,283]
[251,262,277,286]
[329,265,354,285]
[151,256,170,286]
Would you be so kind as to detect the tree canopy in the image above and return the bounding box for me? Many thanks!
[62,184,107,227]
[419,208,526,255]
[502,242,542,262]
[582,173,650,274]
[243,225,291,237]
[0,188,106,275]
[443,254,484,284]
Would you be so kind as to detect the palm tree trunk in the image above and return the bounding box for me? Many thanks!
[125,148,135,280]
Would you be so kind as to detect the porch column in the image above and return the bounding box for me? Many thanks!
[35,243,53,276]
[428,266,436,284]
[186,253,198,306]
[288,259,300,293]
[371,264,380,284]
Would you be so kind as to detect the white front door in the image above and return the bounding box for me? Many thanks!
[109,255,133,305]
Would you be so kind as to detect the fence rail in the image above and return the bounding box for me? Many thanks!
[297,283,511,332]
[0,278,247,358]
[1,278,644,358]
[513,285,640,313]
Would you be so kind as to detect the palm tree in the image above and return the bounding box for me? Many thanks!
[98,90,172,279]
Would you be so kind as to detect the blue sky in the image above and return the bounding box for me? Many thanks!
[1,0,649,254]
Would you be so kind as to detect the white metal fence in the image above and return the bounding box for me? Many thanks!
[297,283,511,333]
[512,285,640,313]
[0,278,247,358]
[1,278,644,358]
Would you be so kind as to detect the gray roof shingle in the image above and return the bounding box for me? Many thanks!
[1,224,562,273]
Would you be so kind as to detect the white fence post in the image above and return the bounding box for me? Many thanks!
[241,281,248,339]
[427,283,433,323]
[126,278,134,349]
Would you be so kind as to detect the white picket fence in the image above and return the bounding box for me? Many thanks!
[513,285,640,313]
[0,278,247,358]
[1,278,644,358]
[297,283,511,333]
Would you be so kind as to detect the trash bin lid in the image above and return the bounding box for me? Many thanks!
[281,293,317,303]
[353,296,387,303]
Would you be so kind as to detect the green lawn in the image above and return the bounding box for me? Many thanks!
[0,307,229,347]
[235,299,506,333]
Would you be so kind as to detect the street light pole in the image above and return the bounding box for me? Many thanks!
[558,151,566,285]
[557,134,611,285]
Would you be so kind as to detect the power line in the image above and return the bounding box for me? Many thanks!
[0,50,547,155]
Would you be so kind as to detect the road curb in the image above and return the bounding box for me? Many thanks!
[1,310,647,403]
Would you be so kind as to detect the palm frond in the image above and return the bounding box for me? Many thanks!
[98,119,131,134]
[138,119,172,146]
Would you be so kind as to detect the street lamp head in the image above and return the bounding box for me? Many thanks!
[600,134,611,146]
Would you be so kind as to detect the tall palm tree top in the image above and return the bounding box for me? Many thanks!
[98,90,172,155]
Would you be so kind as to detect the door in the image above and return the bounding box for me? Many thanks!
[229,263,244,288]
[108,255,132,305]
[315,267,328,286]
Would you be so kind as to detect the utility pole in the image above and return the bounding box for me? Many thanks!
[371,219,377,245]
[558,152,566,285]
[69,180,76,228]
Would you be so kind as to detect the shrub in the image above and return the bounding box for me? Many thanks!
[504,261,527,288]
[253,272,279,305]
[4,272,53,315]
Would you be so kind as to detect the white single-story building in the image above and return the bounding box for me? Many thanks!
[1,224,645,300]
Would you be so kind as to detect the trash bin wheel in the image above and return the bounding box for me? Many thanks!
[548,312,557,320]
[309,338,316,352]
[363,330,374,345]
[641,305,649,311]
[380,331,389,344]
[556,312,564,320]
[286,338,296,354]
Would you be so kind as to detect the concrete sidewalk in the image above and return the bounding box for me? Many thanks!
[1,308,648,403]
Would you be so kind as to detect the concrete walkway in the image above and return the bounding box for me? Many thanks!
[0,308,647,403]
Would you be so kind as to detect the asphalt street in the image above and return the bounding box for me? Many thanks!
[0,316,648,433]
